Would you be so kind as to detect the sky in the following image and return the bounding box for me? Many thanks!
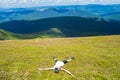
[0,0,120,8]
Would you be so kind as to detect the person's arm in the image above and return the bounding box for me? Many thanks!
[61,68,74,77]
[38,68,53,71]
[61,68,78,79]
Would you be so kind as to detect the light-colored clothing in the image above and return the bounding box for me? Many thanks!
[53,61,64,69]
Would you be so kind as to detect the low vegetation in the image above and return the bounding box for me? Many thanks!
[0,28,65,40]
[0,35,120,80]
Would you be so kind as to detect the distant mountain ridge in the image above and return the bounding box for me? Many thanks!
[80,4,120,15]
[1,4,120,23]
[0,5,98,23]
[101,11,120,21]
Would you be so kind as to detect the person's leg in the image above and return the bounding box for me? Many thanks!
[53,56,57,62]
[63,56,75,64]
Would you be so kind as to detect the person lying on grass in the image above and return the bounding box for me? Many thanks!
[38,56,75,77]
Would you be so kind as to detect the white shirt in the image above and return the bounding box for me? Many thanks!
[53,61,64,69]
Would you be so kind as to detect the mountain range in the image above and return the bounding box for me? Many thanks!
[0,16,120,40]
[0,4,120,40]
[0,4,120,23]
[0,5,97,23]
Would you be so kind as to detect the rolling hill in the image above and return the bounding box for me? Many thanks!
[0,29,17,40]
[0,16,120,38]
[101,12,120,21]
[0,29,46,40]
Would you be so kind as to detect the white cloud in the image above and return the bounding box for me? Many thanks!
[91,0,95,1]
[19,0,28,3]
[0,0,120,8]
[73,0,79,2]
[55,0,63,3]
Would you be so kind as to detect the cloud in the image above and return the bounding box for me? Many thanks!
[18,0,28,4]
[91,0,95,1]
[32,0,45,3]
[0,0,120,8]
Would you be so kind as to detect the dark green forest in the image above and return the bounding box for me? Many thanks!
[0,16,120,39]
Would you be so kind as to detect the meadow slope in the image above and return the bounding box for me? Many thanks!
[0,35,120,80]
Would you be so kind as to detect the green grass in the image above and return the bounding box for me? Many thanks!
[0,35,120,80]
[0,28,64,40]
[0,29,17,40]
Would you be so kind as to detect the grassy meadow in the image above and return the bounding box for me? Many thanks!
[0,35,120,80]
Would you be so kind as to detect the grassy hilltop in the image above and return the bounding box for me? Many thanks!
[0,29,45,40]
[0,35,120,80]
